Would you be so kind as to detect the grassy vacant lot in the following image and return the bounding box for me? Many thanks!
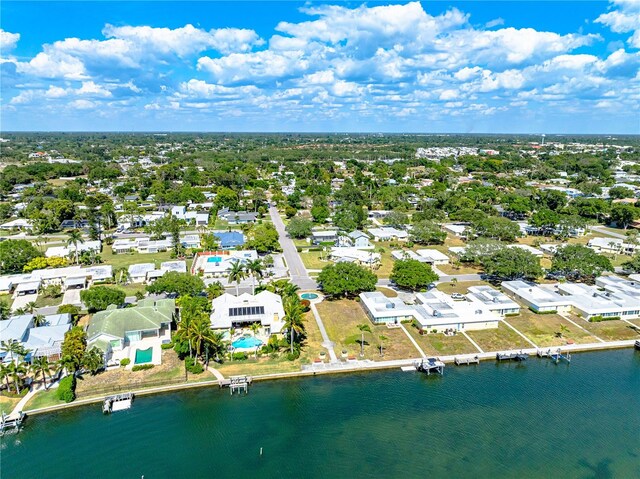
[299,250,330,270]
[437,263,483,275]
[34,294,63,309]
[466,323,532,352]
[0,395,21,415]
[217,310,326,376]
[75,349,188,398]
[317,299,420,360]
[405,325,478,356]
[436,280,487,295]
[580,319,640,341]
[101,246,175,271]
[504,311,598,347]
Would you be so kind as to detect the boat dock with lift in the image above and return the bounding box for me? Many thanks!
[0,412,25,436]
[414,357,445,375]
[496,351,529,362]
[219,375,252,394]
[103,392,134,413]
[538,348,571,364]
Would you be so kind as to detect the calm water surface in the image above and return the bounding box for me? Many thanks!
[2,350,639,478]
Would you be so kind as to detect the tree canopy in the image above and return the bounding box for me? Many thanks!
[146,272,205,297]
[410,220,447,245]
[80,286,126,312]
[317,262,377,298]
[481,247,543,280]
[0,239,43,274]
[286,216,313,239]
[550,244,614,282]
[390,259,438,291]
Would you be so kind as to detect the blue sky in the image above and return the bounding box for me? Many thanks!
[1,1,639,133]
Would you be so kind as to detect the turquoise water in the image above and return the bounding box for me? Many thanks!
[301,293,319,300]
[207,256,222,263]
[3,350,639,478]
[232,335,264,349]
[134,347,153,364]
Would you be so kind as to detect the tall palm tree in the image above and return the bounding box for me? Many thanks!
[379,334,388,357]
[265,279,299,299]
[82,348,104,375]
[32,314,47,327]
[114,267,131,285]
[283,296,305,355]
[188,315,218,361]
[206,281,225,300]
[31,356,51,390]
[357,323,372,357]
[246,259,264,295]
[7,360,27,394]
[66,229,84,265]
[0,363,11,391]
[228,260,247,296]
[25,301,37,314]
[249,322,260,337]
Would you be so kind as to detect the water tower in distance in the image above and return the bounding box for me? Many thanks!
[541,133,546,146]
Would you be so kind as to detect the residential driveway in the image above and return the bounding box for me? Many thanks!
[11,293,38,312]
[269,206,318,290]
[62,288,82,306]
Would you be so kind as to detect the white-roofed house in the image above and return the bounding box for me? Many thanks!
[413,290,500,332]
[367,227,408,242]
[210,291,286,336]
[128,263,156,283]
[329,248,380,268]
[442,224,468,238]
[507,244,544,257]
[501,280,573,313]
[192,250,259,278]
[359,291,418,324]
[466,285,521,316]
[415,249,450,265]
[45,240,101,258]
[337,231,372,249]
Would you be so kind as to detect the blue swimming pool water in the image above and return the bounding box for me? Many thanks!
[232,336,263,349]
[207,257,222,263]
[300,293,318,300]
[134,347,153,364]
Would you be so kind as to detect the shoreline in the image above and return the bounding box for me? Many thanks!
[23,339,638,418]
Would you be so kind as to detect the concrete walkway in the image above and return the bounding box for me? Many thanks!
[461,331,484,353]
[399,323,427,358]
[207,366,225,381]
[558,312,606,343]
[8,382,48,418]
[310,302,338,362]
[501,318,539,348]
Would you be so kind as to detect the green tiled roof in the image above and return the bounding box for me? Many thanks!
[87,299,175,340]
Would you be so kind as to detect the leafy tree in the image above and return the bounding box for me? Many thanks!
[609,186,635,199]
[0,299,10,320]
[60,326,87,374]
[551,244,614,283]
[530,208,560,234]
[23,256,68,272]
[473,216,521,242]
[410,220,447,245]
[317,262,377,298]
[0,239,42,274]
[623,253,640,273]
[206,281,226,299]
[390,259,438,291]
[80,286,126,312]
[286,216,313,239]
[146,272,205,297]
[284,205,297,218]
[57,304,81,320]
[6,360,27,394]
[310,204,330,223]
[245,223,281,253]
[610,204,637,229]
[481,247,543,280]
[383,211,409,228]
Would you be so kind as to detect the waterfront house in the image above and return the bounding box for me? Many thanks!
[359,292,419,324]
[466,286,521,316]
[502,280,572,313]
[0,313,71,363]
[210,291,285,335]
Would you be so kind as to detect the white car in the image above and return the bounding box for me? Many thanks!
[451,293,465,301]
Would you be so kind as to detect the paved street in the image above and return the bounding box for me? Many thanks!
[269,206,318,290]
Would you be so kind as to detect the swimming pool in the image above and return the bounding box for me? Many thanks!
[207,257,222,263]
[301,293,319,300]
[134,347,153,364]
[232,336,263,349]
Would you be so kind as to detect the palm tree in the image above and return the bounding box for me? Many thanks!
[266,279,299,299]
[379,334,388,357]
[114,267,131,285]
[283,296,305,355]
[0,299,10,320]
[249,322,260,337]
[450,277,458,288]
[32,356,51,390]
[66,229,85,265]
[25,301,37,314]
[246,259,264,295]
[32,314,47,327]
[206,281,225,300]
[357,323,372,357]
[7,360,27,394]
[556,324,570,338]
[82,347,104,375]
[228,260,247,296]
[189,315,218,361]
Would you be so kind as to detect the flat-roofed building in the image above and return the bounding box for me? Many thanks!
[466,285,520,316]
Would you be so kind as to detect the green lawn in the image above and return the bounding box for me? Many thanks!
[34,294,63,309]
[24,389,66,411]
[317,299,420,360]
[466,323,532,351]
[504,311,598,347]
[0,395,21,415]
[299,250,331,270]
[436,280,488,295]
[580,319,640,341]
[100,246,175,270]
[405,325,478,356]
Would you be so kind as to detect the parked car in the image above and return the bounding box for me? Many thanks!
[451,293,465,301]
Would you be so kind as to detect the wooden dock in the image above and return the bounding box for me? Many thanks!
[0,412,25,436]
[103,392,134,414]
[496,351,528,362]
[220,375,252,395]
[454,355,480,366]
[414,357,445,375]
